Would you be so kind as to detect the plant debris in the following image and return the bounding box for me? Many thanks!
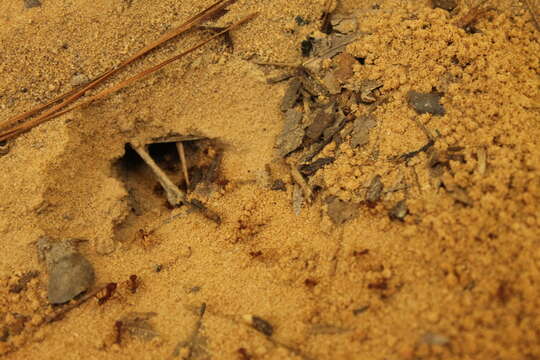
[422,332,450,345]
[243,315,274,337]
[280,78,302,111]
[327,197,359,224]
[352,305,370,316]
[276,109,304,157]
[299,157,334,176]
[334,53,356,82]
[8,271,39,294]
[118,312,159,341]
[358,80,383,103]
[351,114,377,148]
[331,16,358,34]
[171,303,208,359]
[301,38,314,57]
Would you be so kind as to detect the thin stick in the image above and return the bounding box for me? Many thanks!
[0,0,236,134]
[130,142,187,206]
[290,163,313,202]
[0,13,257,142]
[176,142,191,189]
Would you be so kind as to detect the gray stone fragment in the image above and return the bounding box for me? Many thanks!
[47,253,95,304]
[37,237,95,304]
[407,90,445,115]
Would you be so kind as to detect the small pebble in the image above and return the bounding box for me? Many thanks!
[407,90,445,116]
[47,253,95,304]
[366,175,383,203]
[295,16,309,26]
[389,200,408,221]
[36,237,95,304]
[71,74,89,87]
[0,141,10,156]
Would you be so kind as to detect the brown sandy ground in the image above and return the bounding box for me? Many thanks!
[0,0,539,359]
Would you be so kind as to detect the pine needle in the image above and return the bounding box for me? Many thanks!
[0,13,257,142]
[0,0,237,138]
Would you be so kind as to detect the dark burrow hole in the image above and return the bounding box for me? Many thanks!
[114,138,226,215]
[112,138,226,243]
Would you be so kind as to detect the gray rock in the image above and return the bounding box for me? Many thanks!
[36,237,95,304]
[407,90,446,115]
[47,253,95,304]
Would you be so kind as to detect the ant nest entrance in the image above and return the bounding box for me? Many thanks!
[113,134,226,244]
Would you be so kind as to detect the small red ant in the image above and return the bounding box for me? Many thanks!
[96,282,118,305]
[113,320,124,345]
[126,274,140,294]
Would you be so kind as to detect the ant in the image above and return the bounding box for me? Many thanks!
[113,320,124,345]
[126,274,140,294]
[96,282,118,305]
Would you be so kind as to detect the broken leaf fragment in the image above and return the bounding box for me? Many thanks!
[321,72,341,95]
[351,114,377,148]
[280,78,302,111]
[119,312,159,341]
[327,197,359,224]
[276,109,305,157]
[358,80,383,103]
[331,16,358,34]
[243,315,274,337]
[305,108,335,145]
[334,53,356,83]
[407,90,446,115]
[0,141,9,156]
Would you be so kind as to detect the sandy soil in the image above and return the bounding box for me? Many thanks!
[0,0,539,359]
